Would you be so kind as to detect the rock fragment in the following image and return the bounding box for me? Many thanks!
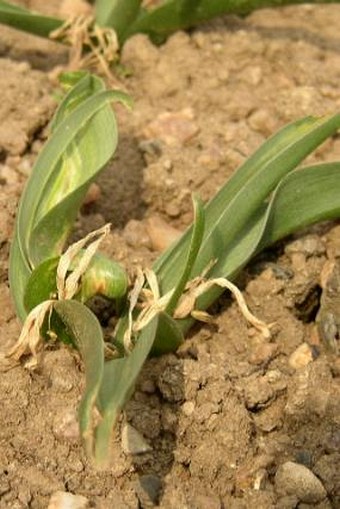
[143,108,199,146]
[48,491,89,509]
[135,474,162,508]
[288,342,314,370]
[275,461,327,503]
[121,423,152,455]
[145,215,182,251]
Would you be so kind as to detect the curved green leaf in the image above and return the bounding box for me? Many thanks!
[95,0,142,42]
[155,114,340,293]
[0,0,62,37]
[184,162,340,329]
[95,316,158,466]
[166,194,205,315]
[124,0,340,42]
[10,74,132,320]
[54,300,105,459]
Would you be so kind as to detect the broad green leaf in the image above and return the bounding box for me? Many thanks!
[181,162,340,332]
[24,257,59,311]
[259,162,340,248]
[54,300,105,459]
[155,114,340,293]
[0,0,62,37]
[94,316,158,466]
[28,89,131,264]
[10,74,132,320]
[124,0,340,42]
[95,0,142,41]
[150,311,184,355]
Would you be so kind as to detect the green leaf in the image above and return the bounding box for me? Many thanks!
[54,300,105,459]
[124,0,340,42]
[95,0,142,42]
[155,114,340,294]
[180,161,340,330]
[165,194,205,315]
[150,311,184,356]
[0,0,62,37]
[10,74,132,320]
[24,257,59,311]
[94,316,158,466]
[260,162,340,250]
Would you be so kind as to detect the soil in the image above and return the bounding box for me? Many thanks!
[0,2,340,509]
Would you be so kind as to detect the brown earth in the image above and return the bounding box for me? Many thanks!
[0,2,340,508]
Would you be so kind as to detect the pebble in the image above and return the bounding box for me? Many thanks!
[181,401,195,416]
[53,408,79,442]
[123,219,152,249]
[157,364,184,403]
[275,461,327,503]
[243,370,286,410]
[145,215,182,251]
[288,343,314,370]
[82,183,101,206]
[248,108,278,136]
[135,474,162,507]
[142,108,199,146]
[248,342,279,365]
[121,423,152,455]
[48,491,89,509]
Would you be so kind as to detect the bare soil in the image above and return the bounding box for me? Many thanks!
[0,3,340,508]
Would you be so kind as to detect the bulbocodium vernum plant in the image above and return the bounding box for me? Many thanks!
[8,72,340,466]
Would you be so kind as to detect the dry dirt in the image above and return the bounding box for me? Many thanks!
[0,2,340,508]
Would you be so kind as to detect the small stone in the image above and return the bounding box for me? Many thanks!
[48,491,89,509]
[248,108,278,136]
[145,215,182,251]
[142,108,199,146]
[165,202,181,218]
[248,342,279,365]
[82,183,101,206]
[181,401,195,416]
[157,364,184,403]
[53,408,79,442]
[135,474,162,507]
[275,461,327,503]
[289,343,314,370]
[121,424,152,455]
[123,219,152,249]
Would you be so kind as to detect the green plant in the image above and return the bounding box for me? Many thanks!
[8,73,340,466]
[1,0,339,49]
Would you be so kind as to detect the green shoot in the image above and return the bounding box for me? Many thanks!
[8,75,340,466]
